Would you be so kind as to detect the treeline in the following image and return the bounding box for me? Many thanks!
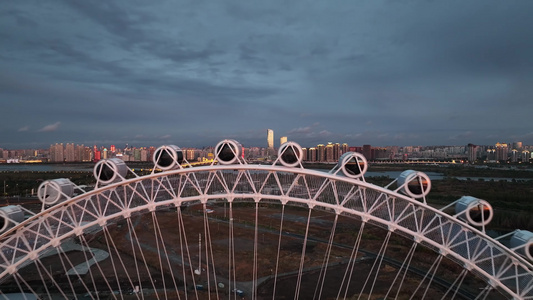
[0,171,93,196]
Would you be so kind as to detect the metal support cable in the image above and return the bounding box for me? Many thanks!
[313,213,339,300]
[384,241,417,299]
[271,204,286,300]
[294,208,313,300]
[152,211,181,299]
[360,231,392,300]
[127,217,161,299]
[338,221,366,300]
[102,227,125,299]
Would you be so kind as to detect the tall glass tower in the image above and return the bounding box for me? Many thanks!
[267,129,274,149]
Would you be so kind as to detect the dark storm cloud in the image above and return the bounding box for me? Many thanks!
[1,0,533,149]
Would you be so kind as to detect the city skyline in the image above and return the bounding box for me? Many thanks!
[1,137,531,151]
[1,138,531,164]
[2,1,533,149]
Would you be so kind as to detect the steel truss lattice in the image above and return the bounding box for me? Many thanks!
[0,163,532,299]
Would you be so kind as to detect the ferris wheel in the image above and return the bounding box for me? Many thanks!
[0,139,532,299]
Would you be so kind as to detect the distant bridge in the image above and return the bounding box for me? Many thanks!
[370,160,464,164]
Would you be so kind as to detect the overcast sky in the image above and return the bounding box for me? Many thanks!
[1,0,533,149]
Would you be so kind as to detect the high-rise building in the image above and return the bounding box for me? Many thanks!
[301,148,308,161]
[75,144,83,161]
[141,148,149,161]
[186,149,196,161]
[83,146,92,162]
[522,150,530,162]
[467,144,477,163]
[350,146,362,153]
[333,143,340,161]
[50,143,64,162]
[374,147,389,160]
[341,143,349,155]
[487,148,496,161]
[49,144,55,162]
[495,142,508,161]
[65,143,75,162]
[317,144,325,162]
[93,145,101,162]
[363,144,372,160]
[308,147,317,162]
[148,147,156,161]
[133,149,141,161]
[267,129,274,149]
[326,143,334,162]
[280,136,287,145]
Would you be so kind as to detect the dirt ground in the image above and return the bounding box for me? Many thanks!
[4,203,492,299]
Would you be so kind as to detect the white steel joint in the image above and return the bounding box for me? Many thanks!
[51,238,61,248]
[28,251,38,260]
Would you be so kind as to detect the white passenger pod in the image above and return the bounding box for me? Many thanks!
[215,140,243,165]
[0,205,24,234]
[153,145,184,170]
[278,142,303,167]
[337,152,368,179]
[397,170,431,199]
[454,196,493,227]
[510,230,533,261]
[94,158,128,185]
[37,178,75,206]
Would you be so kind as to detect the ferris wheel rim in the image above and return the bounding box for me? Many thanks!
[0,164,531,299]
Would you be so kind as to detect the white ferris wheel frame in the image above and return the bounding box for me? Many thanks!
[0,160,532,299]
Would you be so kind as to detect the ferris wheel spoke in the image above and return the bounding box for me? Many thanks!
[420,255,444,299]
[106,222,143,299]
[358,230,392,300]
[313,213,339,300]
[55,244,83,297]
[176,206,199,300]
[150,211,169,299]
[202,204,220,299]
[271,203,285,300]
[207,213,221,299]
[151,210,181,299]
[388,242,418,299]
[440,268,468,300]
[474,284,494,300]
[125,217,149,298]
[78,234,106,298]
[175,208,189,300]
[338,221,366,300]
[252,202,259,300]
[408,252,443,300]
[2,162,532,299]
[35,257,70,299]
[294,208,312,300]
[228,201,237,300]
[127,217,162,299]
[101,227,126,299]
[30,258,52,297]
[12,272,39,299]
